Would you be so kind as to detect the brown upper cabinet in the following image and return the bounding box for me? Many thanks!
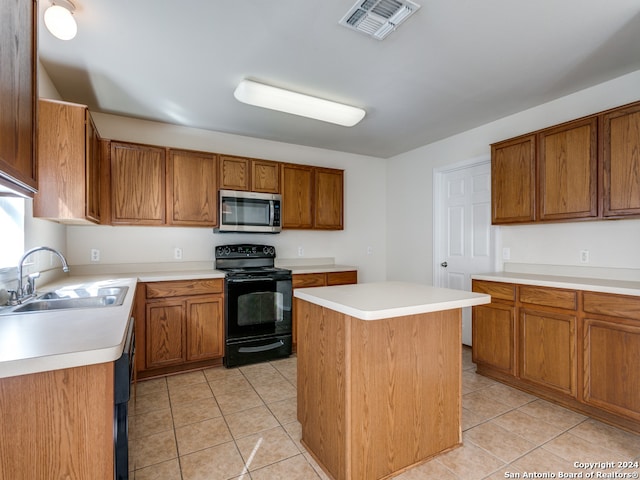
[491,135,536,224]
[167,149,217,226]
[602,102,640,218]
[492,99,640,225]
[219,155,280,193]
[0,0,37,196]
[35,99,102,224]
[110,142,166,225]
[281,163,314,229]
[538,117,598,221]
[314,168,344,230]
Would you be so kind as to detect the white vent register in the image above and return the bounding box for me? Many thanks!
[339,0,420,40]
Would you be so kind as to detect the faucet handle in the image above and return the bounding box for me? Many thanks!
[24,272,41,296]
[7,290,19,306]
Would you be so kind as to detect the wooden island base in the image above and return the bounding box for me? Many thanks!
[296,299,463,480]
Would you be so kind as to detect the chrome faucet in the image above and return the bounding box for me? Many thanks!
[12,246,70,304]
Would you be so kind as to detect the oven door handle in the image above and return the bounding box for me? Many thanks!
[228,276,282,283]
[238,340,285,353]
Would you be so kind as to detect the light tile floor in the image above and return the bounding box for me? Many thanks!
[130,347,640,479]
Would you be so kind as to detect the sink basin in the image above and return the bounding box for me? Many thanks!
[2,286,129,314]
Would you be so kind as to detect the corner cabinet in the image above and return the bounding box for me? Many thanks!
[472,279,640,433]
[35,99,102,224]
[491,99,640,225]
[135,279,224,378]
[110,142,166,225]
[0,0,37,196]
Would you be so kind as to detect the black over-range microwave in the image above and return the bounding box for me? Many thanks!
[216,189,282,233]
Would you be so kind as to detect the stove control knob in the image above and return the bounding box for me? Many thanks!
[223,246,231,256]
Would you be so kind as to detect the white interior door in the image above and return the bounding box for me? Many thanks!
[434,157,494,346]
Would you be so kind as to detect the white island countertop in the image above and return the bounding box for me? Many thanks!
[294,281,491,320]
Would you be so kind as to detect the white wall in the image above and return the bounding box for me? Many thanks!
[66,114,387,283]
[386,69,640,284]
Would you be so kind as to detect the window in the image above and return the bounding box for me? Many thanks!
[0,197,24,270]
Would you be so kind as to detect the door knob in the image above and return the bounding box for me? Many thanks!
[440,262,448,267]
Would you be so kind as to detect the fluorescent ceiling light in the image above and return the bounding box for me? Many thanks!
[234,80,365,127]
[44,0,77,41]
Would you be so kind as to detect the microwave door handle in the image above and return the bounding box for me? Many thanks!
[269,200,275,226]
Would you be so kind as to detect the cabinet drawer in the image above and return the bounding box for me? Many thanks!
[519,286,577,310]
[146,279,223,298]
[327,271,357,286]
[583,292,640,321]
[293,273,326,288]
[472,280,515,301]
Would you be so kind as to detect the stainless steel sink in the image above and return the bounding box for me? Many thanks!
[1,286,128,314]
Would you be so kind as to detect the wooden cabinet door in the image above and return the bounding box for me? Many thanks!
[0,0,37,196]
[583,317,640,421]
[186,296,224,361]
[146,300,185,368]
[538,118,598,220]
[167,149,217,226]
[314,168,343,229]
[281,163,314,228]
[519,308,576,397]
[252,159,280,193]
[219,155,250,190]
[491,135,536,224]
[110,142,166,225]
[472,303,516,375]
[85,114,101,223]
[602,102,640,217]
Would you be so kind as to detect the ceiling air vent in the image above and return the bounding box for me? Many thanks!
[339,0,421,40]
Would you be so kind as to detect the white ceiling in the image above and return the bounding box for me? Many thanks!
[38,0,640,159]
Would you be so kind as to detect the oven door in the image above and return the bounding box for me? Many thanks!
[225,275,292,341]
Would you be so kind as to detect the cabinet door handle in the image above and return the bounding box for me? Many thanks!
[440,262,448,268]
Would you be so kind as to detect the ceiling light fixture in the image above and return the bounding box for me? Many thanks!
[234,80,366,127]
[44,0,77,41]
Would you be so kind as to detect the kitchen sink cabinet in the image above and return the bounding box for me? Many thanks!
[492,99,640,225]
[167,149,218,226]
[110,141,166,225]
[0,363,114,479]
[34,99,102,224]
[291,270,357,352]
[602,102,640,217]
[0,0,37,197]
[472,280,640,433]
[137,279,224,378]
[538,117,598,221]
[583,292,640,421]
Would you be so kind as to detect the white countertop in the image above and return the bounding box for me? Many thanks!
[294,281,491,320]
[472,272,640,296]
[0,276,137,379]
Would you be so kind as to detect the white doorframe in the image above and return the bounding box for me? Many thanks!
[433,154,494,288]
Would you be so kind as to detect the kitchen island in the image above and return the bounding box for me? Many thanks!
[294,281,490,480]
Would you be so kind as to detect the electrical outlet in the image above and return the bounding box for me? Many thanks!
[580,250,590,263]
[174,247,183,260]
[90,249,100,262]
[297,246,304,257]
[502,247,511,260]
[367,246,373,255]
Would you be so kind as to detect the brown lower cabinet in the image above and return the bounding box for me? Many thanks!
[136,279,224,378]
[292,270,357,352]
[472,279,640,433]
